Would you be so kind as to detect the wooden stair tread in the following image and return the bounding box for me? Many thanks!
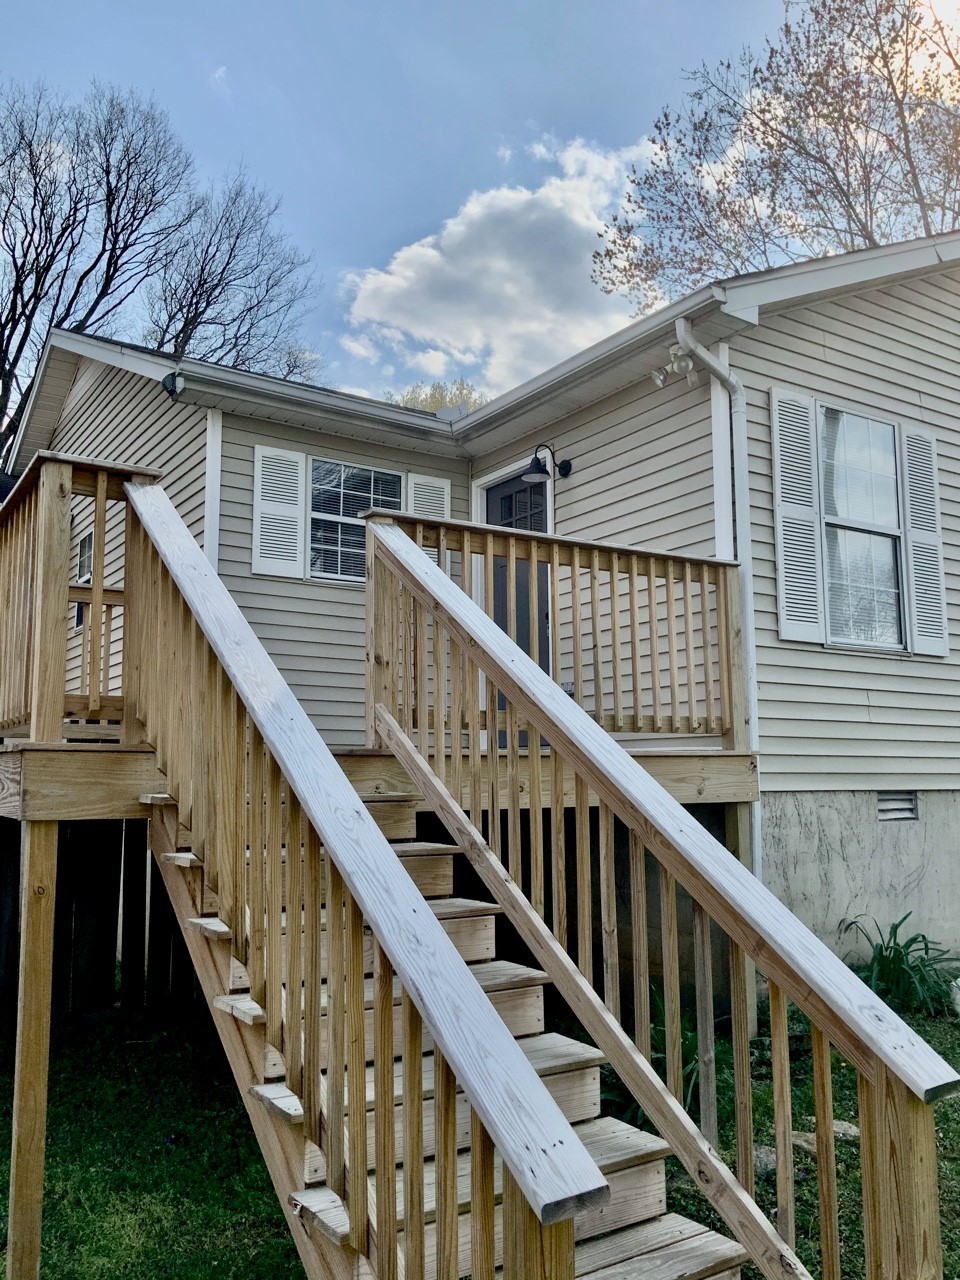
[288,1186,350,1246]
[389,841,461,858]
[382,1117,667,1224]
[317,959,546,1011]
[300,896,500,930]
[577,1218,747,1279]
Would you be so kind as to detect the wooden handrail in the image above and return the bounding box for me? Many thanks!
[367,517,960,1107]
[0,450,162,520]
[124,476,610,1227]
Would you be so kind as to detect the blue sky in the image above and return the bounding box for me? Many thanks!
[9,1,788,397]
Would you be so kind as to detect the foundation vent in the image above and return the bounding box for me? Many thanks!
[877,790,919,822]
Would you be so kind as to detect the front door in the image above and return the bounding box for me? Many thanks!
[485,474,550,674]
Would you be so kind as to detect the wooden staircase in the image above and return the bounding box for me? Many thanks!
[155,783,747,1280]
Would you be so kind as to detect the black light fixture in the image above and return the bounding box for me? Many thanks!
[521,443,573,483]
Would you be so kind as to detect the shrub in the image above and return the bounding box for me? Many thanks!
[838,912,960,1016]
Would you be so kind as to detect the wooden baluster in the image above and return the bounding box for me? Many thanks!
[628,557,642,733]
[433,609,447,788]
[233,701,249,963]
[402,992,425,1279]
[482,534,501,855]
[266,749,284,1053]
[664,559,681,732]
[414,585,429,758]
[465,655,483,827]
[79,600,89,696]
[599,803,619,1018]
[729,939,755,1196]
[212,665,234,936]
[247,729,266,1009]
[402,585,415,740]
[575,777,592,984]
[659,865,683,1101]
[325,859,346,1197]
[373,943,398,1280]
[470,1110,495,1280]
[693,903,718,1147]
[527,539,544,915]
[286,793,304,1094]
[345,887,368,1251]
[570,545,584,707]
[589,547,603,723]
[682,562,699,731]
[701,564,717,733]
[434,1048,458,1280]
[769,980,795,1249]
[87,469,107,716]
[303,824,324,1148]
[505,540,521,880]
[550,748,567,952]
[630,833,651,1061]
[648,555,663,732]
[811,1026,841,1280]
[200,635,218,886]
[450,636,463,807]
[102,604,113,701]
[716,567,732,733]
[610,551,624,731]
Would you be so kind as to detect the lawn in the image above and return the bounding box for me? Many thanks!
[0,1002,958,1278]
[0,1012,302,1279]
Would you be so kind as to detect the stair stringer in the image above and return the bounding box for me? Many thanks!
[153,846,374,1280]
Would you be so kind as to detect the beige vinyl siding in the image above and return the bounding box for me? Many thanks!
[219,414,470,745]
[732,268,960,791]
[473,377,716,555]
[50,358,207,696]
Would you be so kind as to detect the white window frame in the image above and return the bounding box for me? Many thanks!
[74,530,93,631]
[308,456,404,584]
[771,386,948,656]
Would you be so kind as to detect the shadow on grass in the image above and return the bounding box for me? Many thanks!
[0,1010,303,1279]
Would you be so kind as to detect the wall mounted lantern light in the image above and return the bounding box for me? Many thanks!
[521,443,573,483]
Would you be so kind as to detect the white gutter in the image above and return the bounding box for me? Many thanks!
[674,318,763,883]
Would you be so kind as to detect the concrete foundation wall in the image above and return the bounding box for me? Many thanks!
[761,789,960,954]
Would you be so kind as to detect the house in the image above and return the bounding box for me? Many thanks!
[8,229,960,953]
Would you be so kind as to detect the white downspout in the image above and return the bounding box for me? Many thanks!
[674,317,763,883]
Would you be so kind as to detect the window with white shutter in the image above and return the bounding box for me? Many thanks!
[770,389,948,656]
[407,473,451,563]
[253,446,306,577]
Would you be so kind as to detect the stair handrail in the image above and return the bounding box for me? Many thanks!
[123,475,609,1232]
[367,514,960,1280]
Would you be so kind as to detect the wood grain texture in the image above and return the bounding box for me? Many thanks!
[127,479,608,1224]
[29,461,72,742]
[810,1026,841,1280]
[18,747,165,820]
[377,706,811,1280]
[367,519,959,1105]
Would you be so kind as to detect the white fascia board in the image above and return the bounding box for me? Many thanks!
[40,329,177,381]
[720,231,960,317]
[6,340,56,474]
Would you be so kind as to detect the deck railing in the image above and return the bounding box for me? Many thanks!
[0,451,159,740]
[366,513,960,1280]
[374,512,746,748]
[121,476,607,1277]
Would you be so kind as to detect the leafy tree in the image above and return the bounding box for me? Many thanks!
[0,80,316,460]
[593,0,960,311]
[384,377,487,414]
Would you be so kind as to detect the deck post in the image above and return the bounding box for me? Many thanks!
[28,460,72,744]
[365,521,395,748]
[6,819,59,1280]
[501,1166,575,1280]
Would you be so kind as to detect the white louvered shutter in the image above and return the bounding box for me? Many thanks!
[252,446,306,577]
[771,388,825,643]
[902,427,948,656]
[407,474,451,562]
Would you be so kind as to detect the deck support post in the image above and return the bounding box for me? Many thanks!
[28,460,72,744]
[6,819,59,1280]
[501,1167,575,1280]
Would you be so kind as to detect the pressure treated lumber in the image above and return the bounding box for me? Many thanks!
[6,821,59,1280]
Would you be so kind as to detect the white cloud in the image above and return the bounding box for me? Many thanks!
[496,144,514,164]
[339,332,379,362]
[341,135,652,394]
[405,348,449,377]
[208,66,232,101]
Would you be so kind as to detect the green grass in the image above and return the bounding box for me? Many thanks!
[0,1013,302,1279]
[659,1005,960,1280]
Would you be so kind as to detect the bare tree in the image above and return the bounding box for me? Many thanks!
[144,171,317,380]
[383,377,487,413]
[0,82,193,429]
[593,0,960,311]
[0,80,318,464]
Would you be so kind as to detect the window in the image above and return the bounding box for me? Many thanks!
[309,459,402,581]
[252,445,451,581]
[74,532,93,630]
[772,388,948,655]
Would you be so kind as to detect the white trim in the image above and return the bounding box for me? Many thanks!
[203,408,222,569]
[709,344,734,560]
